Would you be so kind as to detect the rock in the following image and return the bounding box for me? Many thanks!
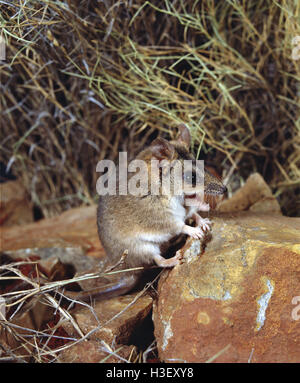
[62,292,153,345]
[218,173,281,214]
[4,246,101,278]
[248,198,281,214]
[0,203,155,362]
[0,205,110,361]
[58,340,137,363]
[1,205,104,259]
[0,180,33,227]
[0,295,54,362]
[153,212,300,363]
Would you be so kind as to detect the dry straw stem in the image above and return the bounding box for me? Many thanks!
[0,259,152,362]
[0,0,299,216]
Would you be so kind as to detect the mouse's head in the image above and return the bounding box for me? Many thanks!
[137,125,205,197]
[137,124,227,200]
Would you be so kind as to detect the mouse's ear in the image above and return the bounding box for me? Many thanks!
[149,137,175,160]
[177,124,191,148]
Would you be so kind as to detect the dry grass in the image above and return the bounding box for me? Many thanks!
[0,0,299,216]
[0,259,154,362]
[0,0,299,361]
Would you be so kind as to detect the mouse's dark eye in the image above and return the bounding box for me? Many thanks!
[184,171,196,186]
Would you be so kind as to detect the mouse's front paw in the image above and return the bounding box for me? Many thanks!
[193,214,211,231]
[198,217,211,232]
[183,224,204,239]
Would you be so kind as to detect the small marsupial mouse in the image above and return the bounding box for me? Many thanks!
[66,125,227,302]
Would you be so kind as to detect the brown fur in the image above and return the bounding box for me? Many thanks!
[73,125,227,301]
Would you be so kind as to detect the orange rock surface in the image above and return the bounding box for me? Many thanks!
[1,205,104,259]
[153,212,300,363]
